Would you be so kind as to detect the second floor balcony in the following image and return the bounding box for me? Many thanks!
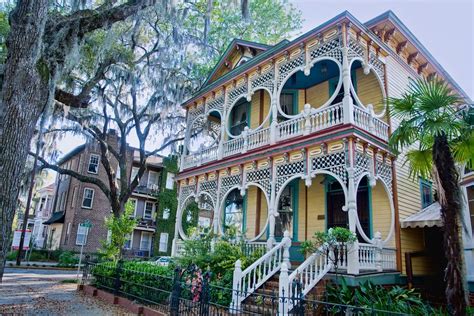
[181,36,390,171]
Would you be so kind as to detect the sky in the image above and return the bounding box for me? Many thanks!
[292,0,474,100]
[55,0,474,159]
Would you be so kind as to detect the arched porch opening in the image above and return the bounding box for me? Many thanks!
[278,59,342,121]
[350,59,386,120]
[180,194,214,238]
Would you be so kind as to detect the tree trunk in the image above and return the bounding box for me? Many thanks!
[0,0,50,282]
[433,134,467,316]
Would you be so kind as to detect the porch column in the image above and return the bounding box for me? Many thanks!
[267,158,277,250]
[171,214,181,257]
[341,24,354,125]
[346,167,360,274]
[270,61,279,145]
[217,117,226,160]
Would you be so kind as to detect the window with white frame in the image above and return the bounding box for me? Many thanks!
[165,173,175,190]
[140,232,152,251]
[75,225,89,245]
[147,171,159,189]
[88,154,100,174]
[144,201,154,219]
[123,233,132,249]
[159,233,169,252]
[130,167,139,183]
[162,208,170,220]
[82,188,94,209]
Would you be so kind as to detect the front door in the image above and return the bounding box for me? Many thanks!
[326,176,371,240]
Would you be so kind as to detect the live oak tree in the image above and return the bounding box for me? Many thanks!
[388,79,473,316]
[0,0,301,280]
[0,0,164,282]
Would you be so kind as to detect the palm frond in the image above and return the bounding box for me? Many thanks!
[404,149,432,180]
[414,79,460,113]
[451,129,474,168]
[388,120,420,155]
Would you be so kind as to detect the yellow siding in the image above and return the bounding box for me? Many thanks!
[371,181,395,247]
[246,186,257,239]
[356,68,385,119]
[249,93,260,129]
[305,175,326,240]
[305,81,329,109]
[297,89,305,112]
[386,55,430,275]
[245,186,268,239]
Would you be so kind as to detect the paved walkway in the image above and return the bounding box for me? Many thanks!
[0,268,132,315]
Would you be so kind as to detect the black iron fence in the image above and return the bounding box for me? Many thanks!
[81,260,406,315]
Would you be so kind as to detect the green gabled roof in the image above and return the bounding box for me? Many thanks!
[184,39,289,106]
[202,39,272,87]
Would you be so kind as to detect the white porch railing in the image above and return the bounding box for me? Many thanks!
[353,106,389,141]
[231,232,291,310]
[241,241,268,257]
[382,248,397,270]
[310,102,344,133]
[247,127,270,151]
[280,246,332,314]
[359,242,378,270]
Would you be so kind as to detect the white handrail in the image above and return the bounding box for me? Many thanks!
[282,246,332,313]
[231,232,291,310]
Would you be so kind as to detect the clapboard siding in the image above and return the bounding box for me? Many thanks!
[386,55,428,275]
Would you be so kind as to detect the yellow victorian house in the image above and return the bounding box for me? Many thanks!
[172,10,474,309]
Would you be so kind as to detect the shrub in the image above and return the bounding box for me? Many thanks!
[6,251,17,260]
[58,251,78,266]
[326,279,443,315]
[91,261,174,304]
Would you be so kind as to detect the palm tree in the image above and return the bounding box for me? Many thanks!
[388,79,473,316]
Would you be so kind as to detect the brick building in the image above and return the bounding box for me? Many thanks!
[43,131,174,257]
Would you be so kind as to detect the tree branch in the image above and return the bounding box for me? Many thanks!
[34,152,111,199]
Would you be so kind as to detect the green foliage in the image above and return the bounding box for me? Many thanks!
[388,78,472,179]
[6,249,66,262]
[0,8,9,63]
[154,156,179,255]
[177,237,264,306]
[301,227,356,255]
[181,201,200,235]
[186,0,303,81]
[100,201,137,261]
[92,260,174,304]
[58,251,78,266]
[326,279,444,315]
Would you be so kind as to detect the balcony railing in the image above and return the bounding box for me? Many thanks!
[182,102,389,170]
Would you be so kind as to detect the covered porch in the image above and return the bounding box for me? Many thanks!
[173,144,398,275]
